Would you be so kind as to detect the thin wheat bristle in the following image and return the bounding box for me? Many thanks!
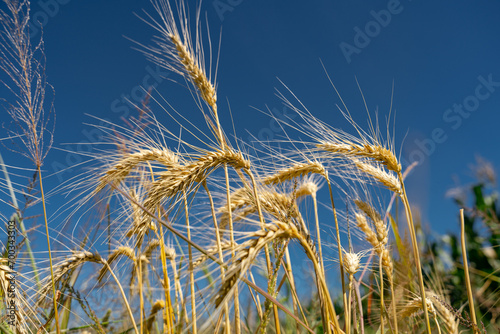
[262,161,325,185]
[317,142,401,173]
[352,159,402,194]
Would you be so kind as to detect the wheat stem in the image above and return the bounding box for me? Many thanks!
[103,260,139,334]
[284,249,301,334]
[325,174,348,320]
[223,165,241,334]
[245,169,281,334]
[182,190,197,334]
[379,255,384,334]
[203,181,231,333]
[397,171,431,334]
[146,162,175,333]
[460,208,478,333]
[138,253,144,334]
[311,192,325,275]
[38,167,60,334]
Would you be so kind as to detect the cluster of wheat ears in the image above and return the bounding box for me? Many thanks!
[0,0,488,333]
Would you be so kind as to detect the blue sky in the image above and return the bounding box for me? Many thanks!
[2,0,500,240]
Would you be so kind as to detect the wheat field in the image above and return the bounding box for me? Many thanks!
[0,1,497,333]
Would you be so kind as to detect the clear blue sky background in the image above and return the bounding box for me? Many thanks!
[2,0,500,240]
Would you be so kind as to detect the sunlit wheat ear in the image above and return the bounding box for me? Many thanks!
[354,212,393,281]
[262,161,326,185]
[143,238,161,258]
[143,149,249,218]
[428,293,459,333]
[0,259,11,298]
[317,141,401,173]
[125,187,157,248]
[354,200,388,246]
[427,269,460,333]
[143,0,224,144]
[1,258,40,332]
[351,158,402,194]
[169,33,217,109]
[164,245,176,262]
[219,186,307,233]
[1,262,28,333]
[343,251,361,276]
[146,300,165,333]
[193,239,233,268]
[38,251,103,305]
[214,222,297,308]
[94,148,179,194]
[147,0,215,106]
[295,181,319,198]
[98,246,136,284]
[400,296,436,318]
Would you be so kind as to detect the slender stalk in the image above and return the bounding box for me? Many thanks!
[354,280,365,334]
[347,274,353,334]
[170,256,184,324]
[379,256,384,334]
[311,192,325,274]
[157,226,174,333]
[183,190,197,334]
[397,171,431,334]
[284,249,301,334]
[241,277,315,334]
[434,312,442,334]
[147,162,174,332]
[223,165,241,334]
[203,181,231,333]
[389,276,398,334]
[259,241,288,334]
[38,167,60,334]
[245,169,281,334]
[325,176,348,315]
[138,254,144,334]
[0,153,41,290]
[460,208,478,333]
[104,260,139,334]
